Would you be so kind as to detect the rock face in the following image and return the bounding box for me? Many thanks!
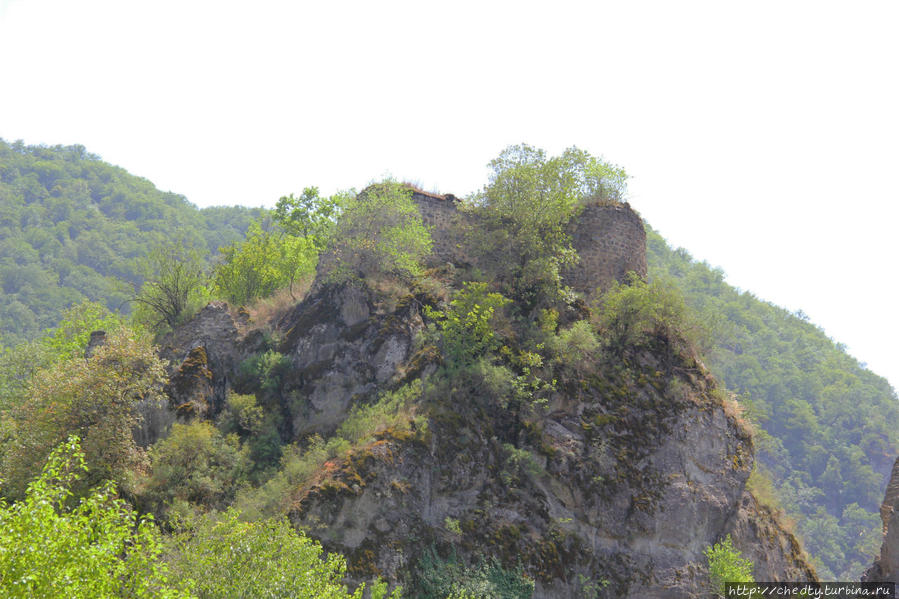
[274,284,426,439]
[864,457,899,583]
[279,295,815,597]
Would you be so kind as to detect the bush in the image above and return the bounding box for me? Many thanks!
[2,327,165,500]
[595,274,708,354]
[141,421,245,518]
[412,547,534,599]
[0,437,188,598]
[705,534,753,597]
[166,509,400,598]
[325,181,432,283]
[424,282,510,369]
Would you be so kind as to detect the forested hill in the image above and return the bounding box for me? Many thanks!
[0,139,262,345]
[646,225,899,578]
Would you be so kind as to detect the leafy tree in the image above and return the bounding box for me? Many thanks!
[212,221,316,305]
[325,181,432,283]
[425,281,510,368]
[704,535,753,598]
[0,437,188,598]
[273,186,344,249]
[468,144,627,308]
[165,509,400,599]
[39,300,125,361]
[140,421,246,519]
[134,240,209,331]
[2,327,166,500]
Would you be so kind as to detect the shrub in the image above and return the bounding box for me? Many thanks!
[0,437,188,598]
[595,274,708,354]
[705,534,753,597]
[165,509,400,598]
[325,181,432,283]
[412,547,534,599]
[2,327,165,500]
[141,421,245,518]
[424,282,510,369]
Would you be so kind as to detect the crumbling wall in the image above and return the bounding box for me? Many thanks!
[409,190,647,294]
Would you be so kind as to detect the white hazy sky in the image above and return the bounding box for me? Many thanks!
[1,0,897,391]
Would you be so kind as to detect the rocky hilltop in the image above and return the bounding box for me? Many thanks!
[155,199,814,597]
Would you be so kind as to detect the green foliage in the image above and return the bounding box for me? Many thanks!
[467,144,626,308]
[237,350,291,396]
[218,392,265,437]
[500,443,543,487]
[141,421,245,518]
[0,138,260,346]
[0,437,188,598]
[2,327,165,500]
[425,282,511,368]
[213,221,317,305]
[705,534,753,598]
[326,181,432,283]
[273,186,345,249]
[41,300,125,361]
[165,509,397,598]
[544,319,600,376]
[595,273,707,354]
[235,382,423,520]
[646,225,898,578]
[412,548,534,599]
[134,240,209,332]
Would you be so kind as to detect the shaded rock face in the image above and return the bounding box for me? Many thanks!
[275,284,425,439]
[160,301,243,417]
[285,313,815,597]
[143,302,254,445]
[864,457,899,584]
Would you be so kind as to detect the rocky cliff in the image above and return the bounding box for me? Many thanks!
[864,457,899,584]
[151,201,814,597]
[155,278,814,597]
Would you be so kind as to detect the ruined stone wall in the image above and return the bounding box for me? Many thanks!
[410,190,647,294]
[564,202,647,293]
[410,191,467,266]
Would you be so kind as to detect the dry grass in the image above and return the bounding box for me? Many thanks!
[248,278,313,329]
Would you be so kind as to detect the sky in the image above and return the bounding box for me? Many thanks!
[1,0,897,390]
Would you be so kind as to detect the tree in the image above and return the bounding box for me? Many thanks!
[40,300,125,360]
[273,186,345,250]
[704,534,753,598]
[468,145,627,308]
[2,327,166,500]
[0,437,188,598]
[325,181,432,283]
[212,221,317,305]
[134,240,209,331]
[166,509,401,599]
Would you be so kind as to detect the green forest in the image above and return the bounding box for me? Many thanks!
[0,139,262,345]
[0,138,894,595]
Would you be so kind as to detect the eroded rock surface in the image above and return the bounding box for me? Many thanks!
[864,457,899,584]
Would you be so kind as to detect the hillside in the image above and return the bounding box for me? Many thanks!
[0,139,262,345]
[646,226,899,578]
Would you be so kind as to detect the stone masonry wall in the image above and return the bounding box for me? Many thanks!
[409,190,647,294]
